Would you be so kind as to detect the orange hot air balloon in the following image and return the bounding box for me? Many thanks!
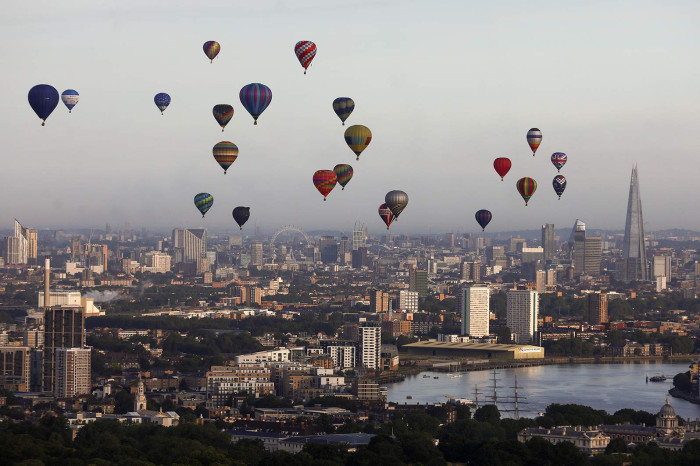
[312,170,337,201]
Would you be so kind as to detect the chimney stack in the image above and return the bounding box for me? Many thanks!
[44,255,50,308]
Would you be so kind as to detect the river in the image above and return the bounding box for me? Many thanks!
[386,361,700,420]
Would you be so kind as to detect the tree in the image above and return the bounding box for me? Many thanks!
[474,405,501,424]
[673,371,692,392]
[605,437,628,454]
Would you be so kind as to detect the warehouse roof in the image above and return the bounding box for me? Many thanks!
[403,341,543,352]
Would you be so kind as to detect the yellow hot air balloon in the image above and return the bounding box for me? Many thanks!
[344,125,372,160]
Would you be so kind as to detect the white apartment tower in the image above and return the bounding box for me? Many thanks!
[506,290,539,344]
[54,347,91,397]
[458,286,490,337]
[358,322,381,370]
[398,290,419,313]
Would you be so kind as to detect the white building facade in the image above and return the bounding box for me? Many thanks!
[506,290,539,344]
[458,285,490,337]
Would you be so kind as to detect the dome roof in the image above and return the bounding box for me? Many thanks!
[659,398,676,417]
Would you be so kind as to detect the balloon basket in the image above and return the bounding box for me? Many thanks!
[41,121,45,126]
[254,121,257,125]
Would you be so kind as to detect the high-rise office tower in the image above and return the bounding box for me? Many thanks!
[584,236,602,277]
[409,268,428,298]
[250,241,263,266]
[172,228,207,267]
[542,224,555,262]
[27,228,37,263]
[43,307,85,393]
[622,165,648,281]
[54,347,91,397]
[652,255,672,280]
[71,236,82,260]
[320,236,338,263]
[506,290,538,344]
[1,219,30,265]
[571,220,586,275]
[458,285,490,337]
[351,247,368,269]
[588,293,608,325]
[352,225,366,251]
[0,347,31,392]
[358,322,381,370]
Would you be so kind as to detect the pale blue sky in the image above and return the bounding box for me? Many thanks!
[1,1,699,234]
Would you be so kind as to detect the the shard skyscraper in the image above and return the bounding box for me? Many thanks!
[621,165,648,281]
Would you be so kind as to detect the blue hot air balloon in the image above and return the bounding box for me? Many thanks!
[154,93,171,114]
[475,210,492,231]
[28,85,59,126]
[194,193,214,218]
[239,83,272,125]
[61,89,79,113]
[553,175,567,200]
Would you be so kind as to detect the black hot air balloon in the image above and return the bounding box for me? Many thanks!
[232,206,250,230]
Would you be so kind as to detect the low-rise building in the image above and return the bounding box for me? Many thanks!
[517,426,610,455]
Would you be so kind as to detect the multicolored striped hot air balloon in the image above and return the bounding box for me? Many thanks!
[379,203,394,230]
[527,128,542,156]
[313,170,337,201]
[294,40,317,74]
[212,141,239,174]
[239,83,272,125]
[203,41,220,63]
[516,177,537,206]
[553,175,567,199]
[154,93,171,115]
[61,90,79,113]
[333,97,354,125]
[551,152,567,172]
[28,84,59,126]
[493,157,512,181]
[333,164,354,190]
[232,206,250,230]
[475,210,492,231]
[385,190,408,219]
[213,104,233,131]
[344,125,372,160]
[194,193,214,217]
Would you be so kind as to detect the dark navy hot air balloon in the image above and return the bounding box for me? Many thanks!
[232,207,250,230]
[553,175,567,199]
[28,85,59,126]
[240,83,272,125]
[333,97,354,126]
[154,93,171,114]
[475,210,492,231]
[213,104,233,131]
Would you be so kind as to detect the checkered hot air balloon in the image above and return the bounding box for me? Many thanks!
[553,175,567,199]
[294,41,317,74]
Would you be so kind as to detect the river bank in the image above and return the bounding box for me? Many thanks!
[669,387,700,406]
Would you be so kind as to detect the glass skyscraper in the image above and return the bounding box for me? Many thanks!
[621,165,648,281]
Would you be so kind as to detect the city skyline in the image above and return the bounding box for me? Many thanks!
[2,2,700,232]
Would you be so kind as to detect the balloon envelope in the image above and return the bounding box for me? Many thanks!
[213,141,239,174]
[333,164,353,190]
[516,177,537,205]
[475,210,492,231]
[493,157,512,181]
[551,152,567,172]
[344,125,372,160]
[333,97,354,125]
[294,40,317,74]
[61,89,79,113]
[194,193,214,217]
[213,104,233,131]
[240,83,272,125]
[313,170,337,200]
[385,190,408,218]
[154,93,171,114]
[379,203,394,230]
[553,175,567,199]
[527,128,542,156]
[232,206,250,230]
[203,41,220,62]
[28,84,59,125]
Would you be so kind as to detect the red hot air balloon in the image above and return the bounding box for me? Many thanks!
[378,203,394,230]
[493,157,512,181]
[516,177,537,206]
[294,41,317,74]
[312,170,337,201]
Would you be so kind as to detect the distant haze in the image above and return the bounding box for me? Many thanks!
[1,1,699,234]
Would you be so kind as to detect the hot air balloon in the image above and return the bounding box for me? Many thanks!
[333,97,354,126]
[28,84,59,126]
[239,83,272,125]
[203,41,220,63]
[527,128,542,156]
[313,170,337,201]
[213,141,239,174]
[385,190,408,219]
[333,164,353,190]
[493,157,512,181]
[516,177,537,206]
[344,125,372,160]
[194,193,214,218]
[551,152,567,172]
[61,90,79,113]
[294,40,317,74]
[213,104,233,131]
[232,206,250,230]
[475,210,492,231]
[553,175,567,199]
[154,93,171,114]
[378,203,394,230]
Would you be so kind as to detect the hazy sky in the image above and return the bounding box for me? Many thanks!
[2,0,699,235]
